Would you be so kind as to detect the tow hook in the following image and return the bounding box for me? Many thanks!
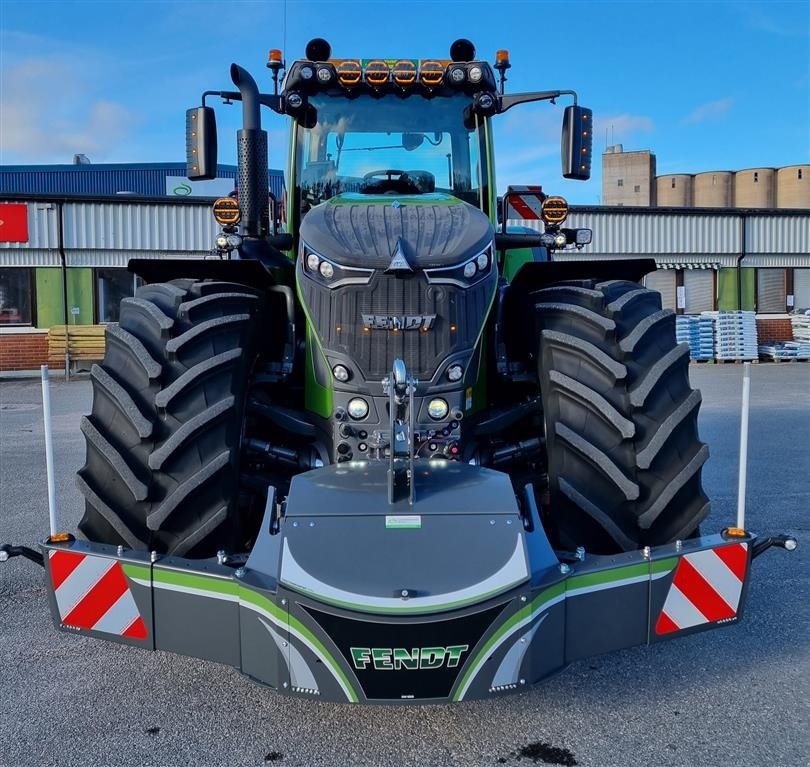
[752,535,799,559]
[0,544,44,567]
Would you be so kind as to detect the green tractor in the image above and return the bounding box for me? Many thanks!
[6,39,795,704]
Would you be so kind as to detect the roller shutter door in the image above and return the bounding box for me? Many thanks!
[683,270,714,314]
[644,270,676,311]
[757,269,786,313]
[793,269,810,311]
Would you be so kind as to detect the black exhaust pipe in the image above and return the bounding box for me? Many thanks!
[230,64,268,242]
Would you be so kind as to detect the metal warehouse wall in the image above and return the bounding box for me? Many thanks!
[511,207,810,268]
[0,163,285,200]
[0,197,220,266]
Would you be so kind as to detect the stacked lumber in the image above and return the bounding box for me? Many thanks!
[48,325,106,363]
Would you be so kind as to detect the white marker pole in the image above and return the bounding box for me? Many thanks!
[41,365,59,537]
[736,362,752,531]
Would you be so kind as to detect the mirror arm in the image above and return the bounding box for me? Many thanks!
[200,90,284,115]
[497,89,578,114]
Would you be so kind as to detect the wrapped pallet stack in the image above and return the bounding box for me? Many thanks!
[676,315,715,361]
[758,312,810,361]
[704,310,759,361]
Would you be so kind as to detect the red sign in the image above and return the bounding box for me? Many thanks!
[0,204,29,243]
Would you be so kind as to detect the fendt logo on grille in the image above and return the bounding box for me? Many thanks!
[361,314,436,331]
[351,645,469,671]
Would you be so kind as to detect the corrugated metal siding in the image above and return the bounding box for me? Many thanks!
[62,202,219,251]
[0,163,284,199]
[0,250,61,267]
[746,214,810,253]
[0,201,59,250]
[67,250,208,267]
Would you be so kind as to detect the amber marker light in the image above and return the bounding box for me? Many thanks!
[48,532,74,543]
[364,60,390,87]
[337,60,362,86]
[268,49,283,63]
[393,59,416,86]
[420,60,445,87]
[495,49,510,65]
[541,196,569,225]
[724,527,749,538]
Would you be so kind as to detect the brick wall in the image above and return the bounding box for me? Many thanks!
[0,332,62,372]
[756,318,794,344]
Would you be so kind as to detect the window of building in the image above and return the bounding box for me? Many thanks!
[96,269,139,323]
[756,268,786,313]
[671,179,676,188]
[634,185,641,193]
[683,269,714,314]
[644,270,677,311]
[753,172,759,182]
[799,169,803,180]
[0,268,33,325]
[617,179,624,187]
[793,269,810,311]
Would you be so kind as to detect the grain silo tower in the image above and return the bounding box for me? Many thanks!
[776,165,810,208]
[656,174,693,207]
[693,171,733,207]
[734,168,776,208]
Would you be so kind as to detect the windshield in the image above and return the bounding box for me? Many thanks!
[295,94,485,216]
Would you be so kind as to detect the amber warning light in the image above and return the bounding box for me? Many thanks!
[213,197,241,226]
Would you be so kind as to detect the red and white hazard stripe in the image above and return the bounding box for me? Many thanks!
[505,185,544,221]
[656,543,748,635]
[48,549,147,640]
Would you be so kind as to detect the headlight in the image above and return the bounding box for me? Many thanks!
[553,233,567,248]
[226,233,242,249]
[425,245,494,288]
[447,364,463,382]
[319,261,334,279]
[448,65,466,84]
[347,398,369,420]
[300,65,314,81]
[316,66,333,84]
[215,234,229,249]
[427,398,449,421]
[300,245,374,288]
[332,364,350,382]
[468,65,483,83]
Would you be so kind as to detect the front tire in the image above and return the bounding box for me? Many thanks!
[77,280,263,557]
[533,279,709,553]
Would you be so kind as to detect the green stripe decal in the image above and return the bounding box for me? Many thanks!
[453,582,565,701]
[146,568,358,702]
[120,563,151,582]
[567,562,650,591]
[238,588,359,703]
[153,568,238,597]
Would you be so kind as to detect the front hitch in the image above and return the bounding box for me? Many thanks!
[751,534,799,559]
[0,544,44,567]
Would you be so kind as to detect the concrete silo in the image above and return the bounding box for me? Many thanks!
[776,165,810,208]
[656,174,693,207]
[693,171,733,207]
[734,168,776,208]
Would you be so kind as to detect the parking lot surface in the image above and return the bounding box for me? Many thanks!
[1,364,808,767]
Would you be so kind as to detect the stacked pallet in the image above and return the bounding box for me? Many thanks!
[48,325,106,370]
[758,342,810,361]
[703,311,759,361]
[675,315,715,361]
[791,312,810,343]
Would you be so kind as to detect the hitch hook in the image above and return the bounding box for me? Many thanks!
[0,544,44,568]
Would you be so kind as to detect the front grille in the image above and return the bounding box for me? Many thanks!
[299,267,496,381]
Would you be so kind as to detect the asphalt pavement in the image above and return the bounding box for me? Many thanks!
[1,364,808,767]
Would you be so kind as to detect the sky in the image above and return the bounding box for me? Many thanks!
[0,0,808,204]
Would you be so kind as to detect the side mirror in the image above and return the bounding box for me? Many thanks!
[561,105,592,180]
[186,107,217,180]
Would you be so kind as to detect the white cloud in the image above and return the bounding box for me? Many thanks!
[0,55,135,163]
[682,98,734,125]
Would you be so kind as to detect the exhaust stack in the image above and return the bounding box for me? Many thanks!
[230,63,268,240]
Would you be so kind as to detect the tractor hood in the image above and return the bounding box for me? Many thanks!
[299,193,493,269]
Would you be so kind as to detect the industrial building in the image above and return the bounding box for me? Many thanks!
[602,146,810,209]
[2,189,808,371]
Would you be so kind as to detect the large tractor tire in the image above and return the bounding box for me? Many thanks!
[533,279,709,553]
[77,280,263,557]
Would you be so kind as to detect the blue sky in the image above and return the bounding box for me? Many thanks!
[1,0,808,203]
